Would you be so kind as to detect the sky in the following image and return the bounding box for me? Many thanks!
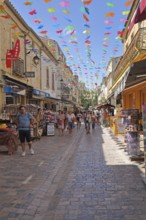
[9,0,132,89]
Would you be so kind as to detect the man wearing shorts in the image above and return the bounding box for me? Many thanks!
[16,105,36,157]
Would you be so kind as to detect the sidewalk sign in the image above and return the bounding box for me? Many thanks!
[47,122,55,136]
[142,104,146,179]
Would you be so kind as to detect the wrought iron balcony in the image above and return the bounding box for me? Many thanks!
[113,28,146,84]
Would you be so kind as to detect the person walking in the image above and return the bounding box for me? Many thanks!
[56,110,65,136]
[85,111,92,134]
[76,112,82,129]
[91,112,96,130]
[15,105,36,157]
[67,111,75,135]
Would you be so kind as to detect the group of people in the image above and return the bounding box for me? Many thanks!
[56,110,101,135]
[15,105,109,157]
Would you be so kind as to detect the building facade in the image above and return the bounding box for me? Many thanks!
[0,0,80,112]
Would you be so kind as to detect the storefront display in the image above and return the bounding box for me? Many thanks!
[142,104,146,178]
[121,109,140,157]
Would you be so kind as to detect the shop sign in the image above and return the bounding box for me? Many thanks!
[47,123,55,136]
[3,86,17,94]
[24,72,35,78]
[33,89,50,98]
[6,39,20,68]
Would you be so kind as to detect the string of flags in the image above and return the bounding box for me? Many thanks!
[0,0,133,88]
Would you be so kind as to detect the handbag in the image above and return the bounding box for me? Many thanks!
[58,119,63,125]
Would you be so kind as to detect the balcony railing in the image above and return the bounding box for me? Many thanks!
[12,58,25,77]
[113,28,146,85]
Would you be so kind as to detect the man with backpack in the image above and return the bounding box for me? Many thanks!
[15,105,36,157]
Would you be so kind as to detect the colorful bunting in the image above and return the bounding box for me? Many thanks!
[11,0,133,88]
[48,8,56,13]
[24,2,32,5]
[125,0,133,7]
[29,9,37,15]
[40,30,48,34]
[33,19,41,23]
[82,0,93,5]
[106,2,115,7]
[60,1,70,7]
[50,16,58,21]
[62,10,70,14]
[122,10,130,15]
[44,0,52,2]
[83,14,89,22]
[105,12,115,17]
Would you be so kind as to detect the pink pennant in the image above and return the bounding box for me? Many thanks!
[85,40,91,44]
[56,30,63,34]
[120,18,128,22]
[29,9,37,15]
[104,32,111,35]
[60,1,70,7]
[104,20,113,24]
[50,16,58,21]
[70,30,75,35]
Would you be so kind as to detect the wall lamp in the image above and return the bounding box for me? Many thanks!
[33,54,40,65]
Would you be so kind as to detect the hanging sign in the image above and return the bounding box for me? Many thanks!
[6,39,20,68]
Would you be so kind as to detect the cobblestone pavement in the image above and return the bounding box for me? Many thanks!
[0,126,146,220]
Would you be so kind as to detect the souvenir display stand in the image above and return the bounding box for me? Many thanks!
[110,106,125,135]
[0,105,19,154]
[0,104,40,139]
[121,109,140,157]
[142,104,146,182]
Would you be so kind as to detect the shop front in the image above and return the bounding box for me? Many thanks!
[3,76,33,107]
[32,89,60,111]
[122,59,146,112]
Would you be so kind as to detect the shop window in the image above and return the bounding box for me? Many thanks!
[46,67,49,88]
[6,96,14,104]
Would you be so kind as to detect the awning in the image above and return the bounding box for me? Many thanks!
[3,75,33,90]
[114,67,130,98]
[4,86,26,95]
[125,59,146,87]
[97,103,115,109]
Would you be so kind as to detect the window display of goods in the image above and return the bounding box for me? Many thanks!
[126,132,140,156]
[121,109,139,127]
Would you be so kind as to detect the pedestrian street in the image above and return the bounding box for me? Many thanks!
[0,125,146,220]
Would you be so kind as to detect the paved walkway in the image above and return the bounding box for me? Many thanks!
[0,126,146,220]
